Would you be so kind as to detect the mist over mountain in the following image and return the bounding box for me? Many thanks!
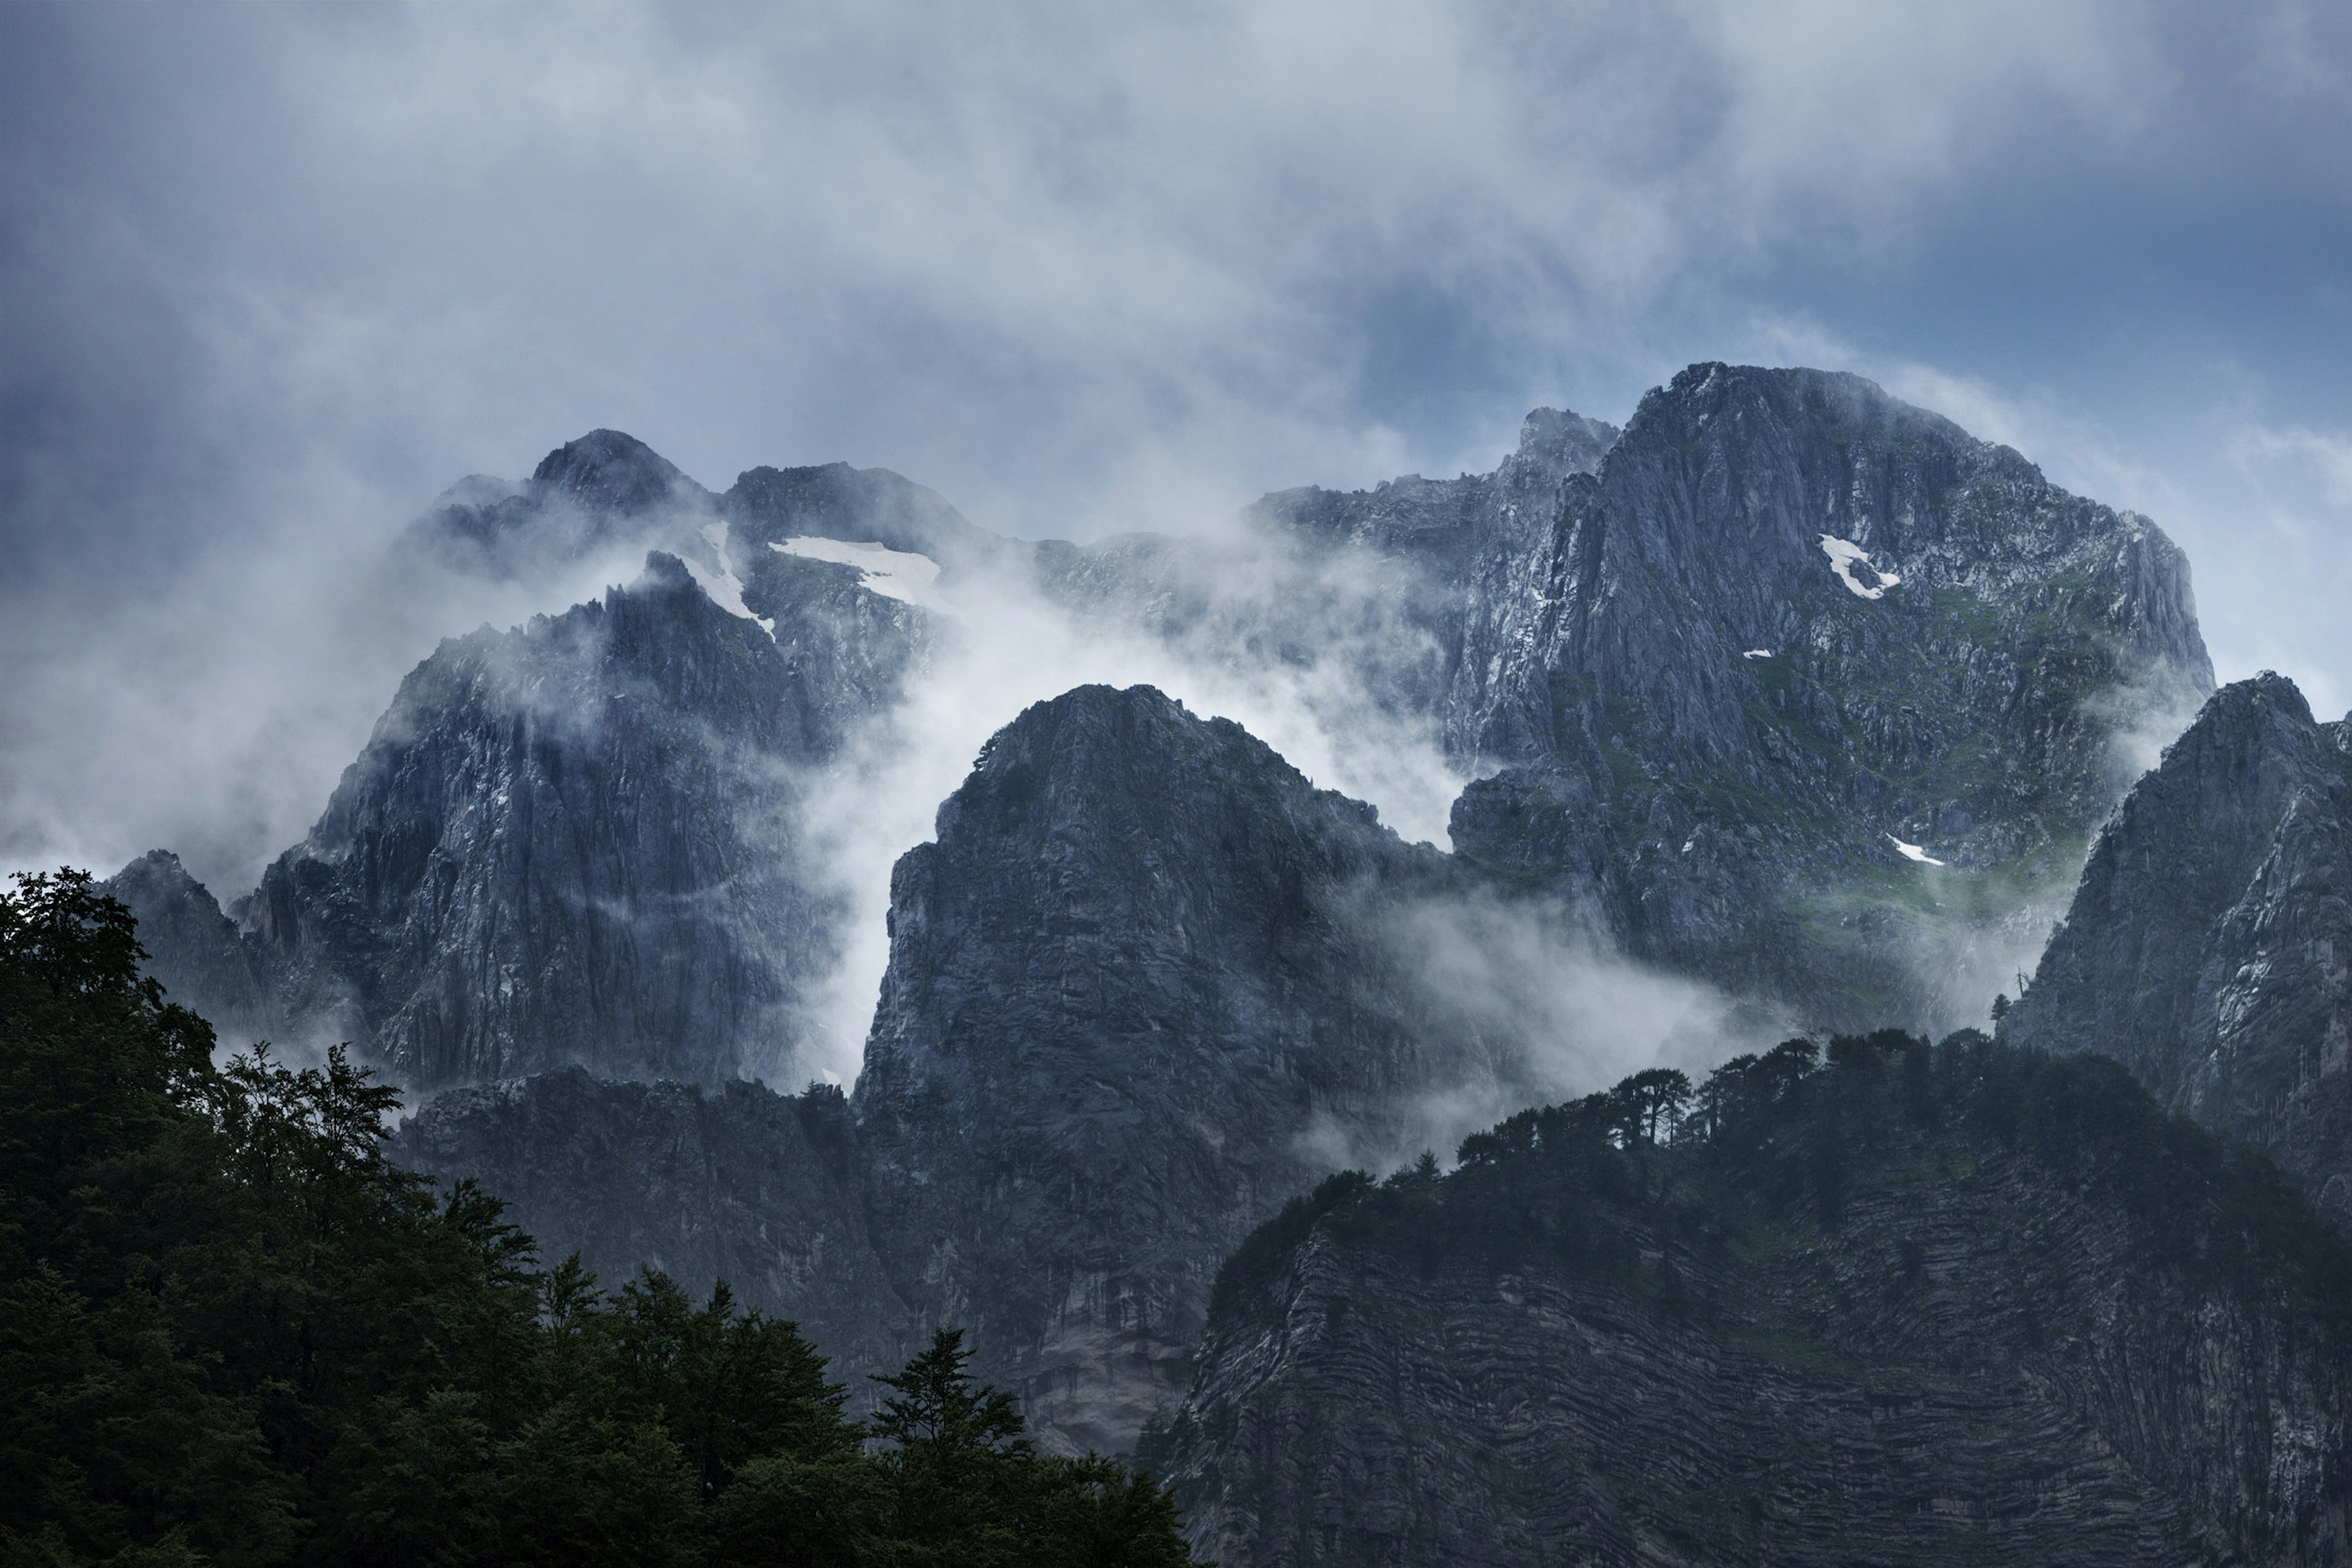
[62,363,2352,1562]
[116,366,2209,1093]
[14,8,2352,1561]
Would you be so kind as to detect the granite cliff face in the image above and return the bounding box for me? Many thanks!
[2003,673,2352,1219]
[1159,1039,2352,1567]
[853,683,1506,1452]
[1444,364,2212,1033]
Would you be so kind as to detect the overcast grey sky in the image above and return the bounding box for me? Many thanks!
[4,0,2350,891]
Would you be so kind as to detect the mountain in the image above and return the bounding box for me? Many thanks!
[1446,366,2212,1035]
[398,428,714,581]
[236,549,929,1091]
[853,683,1508,1451]
[125,433,966,1091]
[2002,673,2352,1224]
[108,366,2232,1462]
[400,682,1525,1448]
[129,366,2210,1091]
[1035,368,2211,1037]
[1154,1036,2352,1567]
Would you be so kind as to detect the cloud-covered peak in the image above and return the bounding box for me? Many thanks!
[530,429,701,514]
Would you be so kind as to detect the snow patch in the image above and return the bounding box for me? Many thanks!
[1742,649,1773,659]
[683,522,776,639]
[1819,535,1901,600]
[1885,832,1946,867]
[772,537,950,613]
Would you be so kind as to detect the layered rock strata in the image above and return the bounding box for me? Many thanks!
[1160,1044,2352,1567]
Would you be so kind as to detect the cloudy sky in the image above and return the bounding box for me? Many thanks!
[4,0,2350,891]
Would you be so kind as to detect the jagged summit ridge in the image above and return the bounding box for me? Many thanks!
[402,426,986,591]
[130,365,2222,1087]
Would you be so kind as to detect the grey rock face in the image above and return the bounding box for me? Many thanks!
[393,1068,910,1373]
[99,850,276,1044]
[238,549,926,1091]
[2004,673,2352,1194]
[1446,364,2212,1032]
[853,683,1501,1453]
[1163,1090,2352,1567]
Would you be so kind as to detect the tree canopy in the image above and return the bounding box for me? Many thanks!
[0,869,1202,1567]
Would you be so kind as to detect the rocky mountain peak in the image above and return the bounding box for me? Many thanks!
[854,682,1494,1452]
[2180,665,2318,741]
[927,682,1379,853]
[1507,405,1619,478]
[2003,671,2352,1208]
[529,428,697,515]
[1446,360,2215,1033]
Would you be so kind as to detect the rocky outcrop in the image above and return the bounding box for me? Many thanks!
[392,1068,910,1374]
[100,850,276,1044]
[1445,364,2213,1033]
[853,684,1509,1452]
[1159,1041,2352,1567]
[127,428,969,1093]
[2003,673,2352,1209]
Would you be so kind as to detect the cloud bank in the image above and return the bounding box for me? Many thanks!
[4,0,2349,897]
